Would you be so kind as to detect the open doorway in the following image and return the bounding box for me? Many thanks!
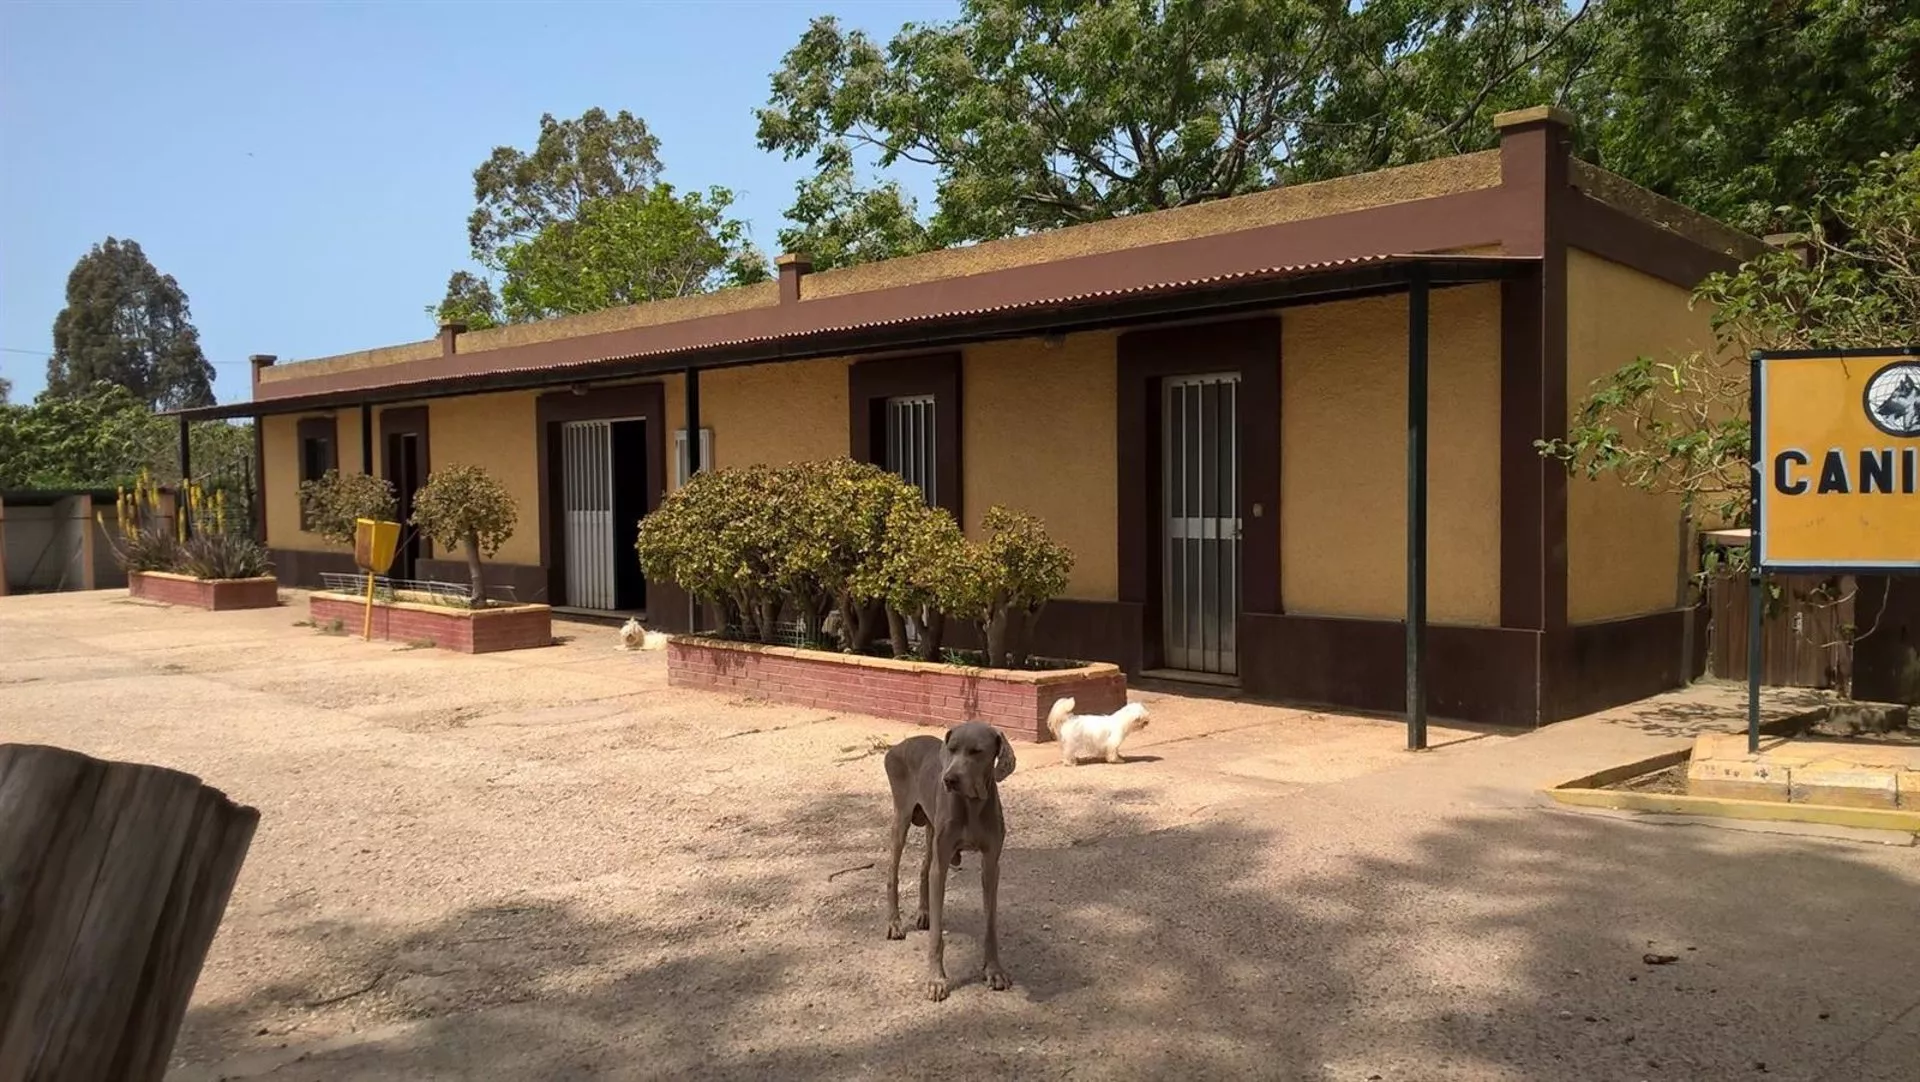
[381,407,430,582]
[557,417,649,612]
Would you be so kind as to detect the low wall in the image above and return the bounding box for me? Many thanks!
[666,637,1129,742]
[130,572,280,611]
[309,592,553,654]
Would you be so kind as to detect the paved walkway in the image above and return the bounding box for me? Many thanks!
[1,590,1914,1081]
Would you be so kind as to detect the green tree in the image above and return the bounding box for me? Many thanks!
[760,1,1918,252]
[1572,0,1920,233]
[297,469,398,547]
[409,464,520,604]
[46,238,216,409]
[497,185,770,322]
[429,271,502,330]
[0,382,255,519]
[0,374,12,404]
[776,142,933,271]
[466,108,665,267]
[440,108,768,324]
[757,0,1345,246]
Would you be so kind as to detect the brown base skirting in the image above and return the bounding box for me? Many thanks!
[1241,612,1543,727]
[268,548,359,588]
[1544,609,1691,722]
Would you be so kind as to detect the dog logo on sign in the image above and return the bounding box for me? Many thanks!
[1865,361,1920,438]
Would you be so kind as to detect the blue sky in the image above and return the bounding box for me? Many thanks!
[0,0,951,406]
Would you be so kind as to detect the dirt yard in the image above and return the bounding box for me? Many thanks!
[3,589,1917,1081]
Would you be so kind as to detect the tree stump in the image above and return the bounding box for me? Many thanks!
[0,744,258,1082]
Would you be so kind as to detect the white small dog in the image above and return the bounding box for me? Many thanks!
[618,618,669,651]
[1046,697,1150,766]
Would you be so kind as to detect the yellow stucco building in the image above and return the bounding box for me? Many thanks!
[185,108,1762,725]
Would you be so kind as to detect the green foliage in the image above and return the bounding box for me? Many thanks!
[637,460,1074,667]
[945,506,1075,668]
[0,383,253,514]
[429,271,502,330]
[177,532,273,580]
[466,107,665,266]
[757,1,1338,247]
[297,469,398,548]
[759,1,1918,254]
[99,477,181,573]
[1570,0,1920,234]
[496,185,770,322]
[409,465,519,602]
[443,108,767,325]
[47,237,215,410]
[776,142,934,271]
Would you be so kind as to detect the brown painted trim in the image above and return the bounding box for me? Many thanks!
[294,415,338,532]
[378,406,432,560]
[1560,193,1744,290]
[847,352,962,520]
[248,191,1517,407]
[534,382,667,607]
[1241,612,1542,727]
[1117,318,1281,672]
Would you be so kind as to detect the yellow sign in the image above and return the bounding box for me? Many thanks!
[353,519,402,575]
[1756,349,1920,571]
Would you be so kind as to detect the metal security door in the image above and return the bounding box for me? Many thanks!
[562,420,616,609]
[1162,374,1241,674]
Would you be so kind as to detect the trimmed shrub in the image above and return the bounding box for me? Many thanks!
[409,465,519,603]
[636,458,1075,668]
[298,469,397,547]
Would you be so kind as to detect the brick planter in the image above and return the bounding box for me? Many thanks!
[308,591,553,654]
[666,637,1128,742]
[129,571,279,611]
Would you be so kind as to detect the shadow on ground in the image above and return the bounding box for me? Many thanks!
[176,787,1920,1082]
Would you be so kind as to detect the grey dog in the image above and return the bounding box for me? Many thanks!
[883,720,1017,1001]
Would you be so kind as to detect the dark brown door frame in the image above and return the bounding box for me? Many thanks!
[535,382,667,608]
[378,406,431,580]
[1117,318,1282,673]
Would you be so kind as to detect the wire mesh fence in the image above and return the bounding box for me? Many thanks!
[317,573,519,608]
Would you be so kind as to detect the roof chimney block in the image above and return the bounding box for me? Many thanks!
[776,253,813,305]
[439,322,468,356]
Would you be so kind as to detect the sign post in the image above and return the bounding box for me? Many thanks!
[353,518,402,641]
[1750,346,1920,751]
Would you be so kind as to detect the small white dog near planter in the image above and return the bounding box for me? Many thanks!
[1046,696,1150,765]
[618,618,669,652]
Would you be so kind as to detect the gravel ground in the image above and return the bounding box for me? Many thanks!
[2,589,1916,1081]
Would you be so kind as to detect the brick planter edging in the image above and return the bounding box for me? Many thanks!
[308,592,554,654]
[666,637,1129,742]
[129,571,280,611]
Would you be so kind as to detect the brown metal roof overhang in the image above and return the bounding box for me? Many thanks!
[174,251,1538,421]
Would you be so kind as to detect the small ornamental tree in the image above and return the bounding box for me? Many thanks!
[949,506,1075,669]
[787,458,924,653]
[635,465,794,641]
[297,470,397,547]
[868,499,971,660]
[408,465,519,604]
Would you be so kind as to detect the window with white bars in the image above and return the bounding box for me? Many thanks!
[674,427,714,487]
[884,395,936,505]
